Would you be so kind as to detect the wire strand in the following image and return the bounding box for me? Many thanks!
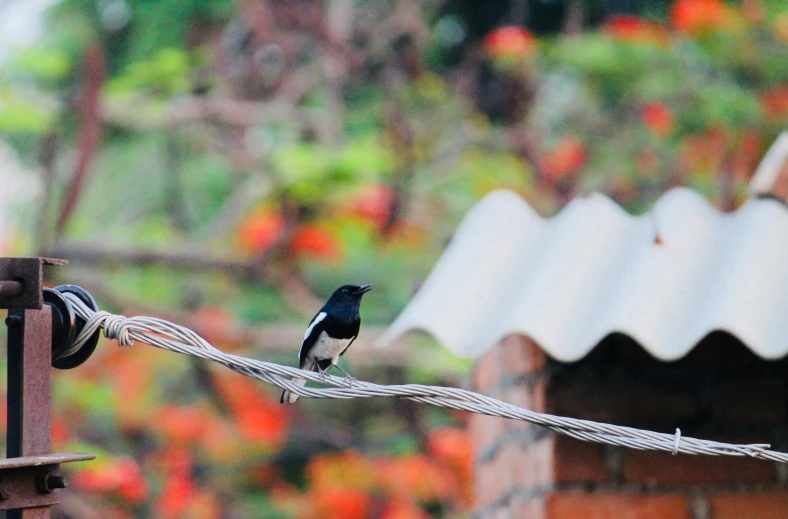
[61,292,788,463]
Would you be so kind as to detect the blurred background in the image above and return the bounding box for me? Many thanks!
[0,0,786,517]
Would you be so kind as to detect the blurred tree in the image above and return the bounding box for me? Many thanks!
[0,0,785,517]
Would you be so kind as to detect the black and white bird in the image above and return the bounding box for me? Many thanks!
[280,284,372,404]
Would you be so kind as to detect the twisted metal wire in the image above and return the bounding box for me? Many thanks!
[61,293,788,463]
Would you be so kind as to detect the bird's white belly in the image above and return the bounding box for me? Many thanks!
[308,331,352,364]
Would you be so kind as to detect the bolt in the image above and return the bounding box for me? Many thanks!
[0,280,24,297]
[36,472,67,494]
[4,314,21,328]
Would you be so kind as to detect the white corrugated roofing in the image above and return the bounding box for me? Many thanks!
[378,188,788,361]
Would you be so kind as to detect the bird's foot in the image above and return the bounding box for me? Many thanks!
[317,369,329,385]
[333,365,356,388]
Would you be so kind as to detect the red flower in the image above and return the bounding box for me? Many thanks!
[604,15,668,44]
[157,474,196,519]
[540,136,586,182]
[237,211,284,253]
[307,487,372,519]
[641,103,674,136]
[291,225,340,261]
[483,26,536,59]
[671,0,737,35]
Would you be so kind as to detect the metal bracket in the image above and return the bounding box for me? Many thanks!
[0,454,95,510]
[0,258,68,310]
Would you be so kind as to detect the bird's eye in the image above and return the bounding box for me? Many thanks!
[343,288,349,294]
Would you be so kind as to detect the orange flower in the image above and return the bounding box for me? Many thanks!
[237,210,285,253]
[603,15,668,45]
[307,452,380,492]
[678,128,729,175]
[291,225,341,261]
[540,136,586,182]
[380,454,451,504]
[157,474,196,519]
[641,103,674,136]
[760,85,788,120]
[775,13,788,42]
[305,487,372,519]
[232,401,289,445]
[211,372,290,447]
[380,499,430,519]
[427,428,473,476]
[106,350,156,431]
[155,445,193,477]
[483,26,536,59]
[671,0,737,35]
[156,405,212,444]
[427,428,474,509]
[190,305,236,347]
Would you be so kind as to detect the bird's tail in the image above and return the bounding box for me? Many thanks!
[280,378,307,404]
[280,358,314,405]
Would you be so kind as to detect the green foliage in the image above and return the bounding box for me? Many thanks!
[105,47,193,97]
[0,91,55,134]
[8,48,72,80]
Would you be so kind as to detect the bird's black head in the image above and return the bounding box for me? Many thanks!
[326,284,372,310]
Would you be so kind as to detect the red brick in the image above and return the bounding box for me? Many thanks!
[712,491,788,519]
[623,449,774,487]
[510,495,546,519]
[476,440,517,507]
[511,437,554,489]
[473,336,547,393]
[500,335,547,375]
[546,492,692,519]
[471,412,507,456]
[476,437,554,508]
[474,346,503,392]
[553,436,609,484]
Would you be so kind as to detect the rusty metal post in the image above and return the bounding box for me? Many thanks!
[1,257,95,517]
[7,307,53,519]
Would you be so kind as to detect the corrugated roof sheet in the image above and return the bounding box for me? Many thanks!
[378,188,788,361]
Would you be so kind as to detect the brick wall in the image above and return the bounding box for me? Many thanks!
[471,334,788,519]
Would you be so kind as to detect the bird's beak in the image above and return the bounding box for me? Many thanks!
[355,284,373,295]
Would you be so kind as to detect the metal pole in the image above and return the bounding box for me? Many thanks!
[7,307,53,519]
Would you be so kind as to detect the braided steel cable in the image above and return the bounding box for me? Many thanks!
[60,292,788,463]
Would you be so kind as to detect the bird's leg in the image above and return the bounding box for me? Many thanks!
[333,363,356,388]
[316,365,329,384]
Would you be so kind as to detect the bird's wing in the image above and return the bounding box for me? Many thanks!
[339,336,356,357]
[298,311,327,368]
